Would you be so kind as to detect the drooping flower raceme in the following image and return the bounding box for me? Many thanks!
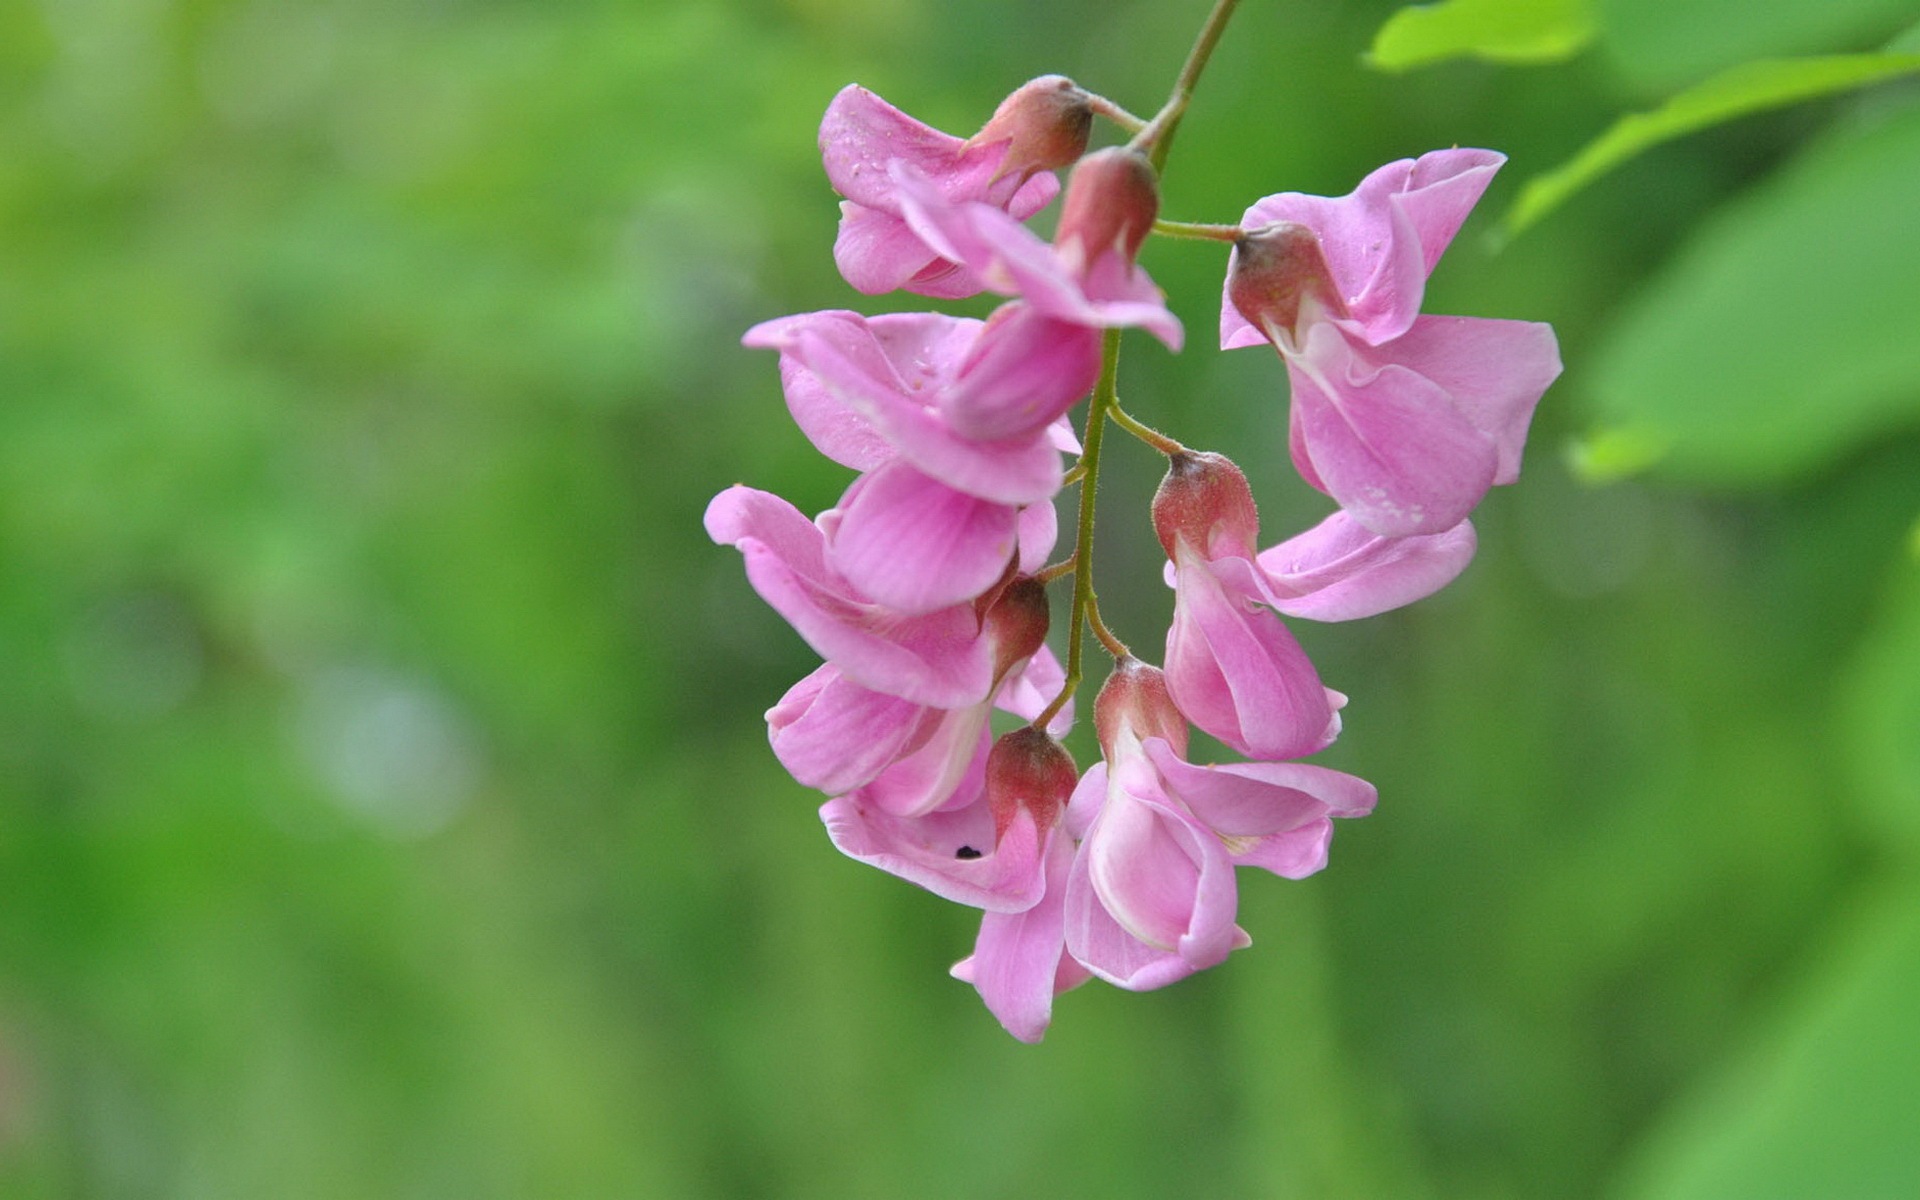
[712,52,1560,1044]
[1222,150,1563,537]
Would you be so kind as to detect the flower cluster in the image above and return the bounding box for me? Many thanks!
[708,73,1560,1041]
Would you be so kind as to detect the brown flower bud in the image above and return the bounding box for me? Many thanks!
[970,75,1093,180]
[1227,221,1346,342]
[1093,657,1189,761]
[986,726,1079,840]
[984,575,1051,680]
[1151,451,1260,563]
[1055,147,1160,271]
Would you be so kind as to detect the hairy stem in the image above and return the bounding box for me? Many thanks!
[1129,0,1242,174]
[1152,218,1242,242]
[1087,93,1148,133]
[1108,402,1189,456]
[1086,593,1131,658]
[1035,329,1124,731]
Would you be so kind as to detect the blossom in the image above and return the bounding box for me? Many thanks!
[705,484,1019,707]
[771,577,1065,817]
[1151,452,1341,760]
[888,148,1183,440]
[1222,150,1562,536]
[1152,452,1475,757]
[822,77,1091,298]
[1062,660,1376,990]
[821,726,1077,916]
[742,309,1074,613]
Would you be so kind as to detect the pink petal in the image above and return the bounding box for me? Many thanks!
[891,163,1182,349]
[1017,498,1058,575]
[706,486,992,707]
[819,85,972,210]
[1370,315,1561,486]
[829,462,1020,614]
[998,644,1074,739]
[942,306,1102,441]
[1076,251,1185,350]
[1145,739,1377,832]
[949,830,1082,1043]
[762,311,1064,506]
[862,701,993,817]
[1285,322,1499,537]
[820,792,1049,912]
[1082,743,1240,967]
[1234,818,1336,879]
[767,665,933,795]
[1062,804,1249,993]
[1226,149,1504,348]
[833,202,969,297]
[1252,511,1477,621]
[1164,547,1338,761]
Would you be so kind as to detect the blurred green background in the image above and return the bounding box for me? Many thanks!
[3,0,1918,1196]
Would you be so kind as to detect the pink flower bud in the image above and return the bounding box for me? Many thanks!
[1151,451,1260,563]
[1093,658,1189,761]
[1055,148,1160,271]
[969,75,1093,181]
[1227,221,1346,342]
[986,727,1078,842]
[984,575,1051,680]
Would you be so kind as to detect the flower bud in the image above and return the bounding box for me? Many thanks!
[1055,148,1159,271]
[1151,451,1260,563]
[1227,221,1346,342]
[984,575,1051,680]
[1093,657,1189,760]
[985,726,1078,841]
[970,75,1094,180]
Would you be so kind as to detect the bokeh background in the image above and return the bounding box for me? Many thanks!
[4,0,1919,1195]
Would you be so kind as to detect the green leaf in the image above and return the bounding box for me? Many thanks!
[1565,427,1670,483]
[1600,0,1917,91]
[1366,0,1596,71]
[1612,881,1920,1199]
[1839,562,1920,855]
[1580,95,1920,484]
[1502,53,1920,238]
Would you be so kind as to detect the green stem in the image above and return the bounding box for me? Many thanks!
[1108,402,1189,456]
[1129,0,1243,174]
[1087,93,1148,133]
[1034,556,1077,585]
[1035,329,1124,732]
[1086,592,1131,659]
[1153,218,1242,242]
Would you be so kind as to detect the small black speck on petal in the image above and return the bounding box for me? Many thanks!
[954,845,982,860]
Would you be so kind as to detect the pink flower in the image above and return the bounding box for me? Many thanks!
[822,77,1091,298]
[1222,150,1562,536]
[1062,660,1376,990]
[1152,452,1474,757]
[887,149,1183,440]
[771,578,1068,817]
[821,726,1077,915]
[706,484,1028,707]
[950,828,1089,1043]
[742,308,1076,613]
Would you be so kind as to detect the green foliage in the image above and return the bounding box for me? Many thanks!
[1614,883,1920,1199]
[1502,53,1920,238]
[1582,92,1920,483]
[1600,0,1919,90]
[1366,0,1596,71]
